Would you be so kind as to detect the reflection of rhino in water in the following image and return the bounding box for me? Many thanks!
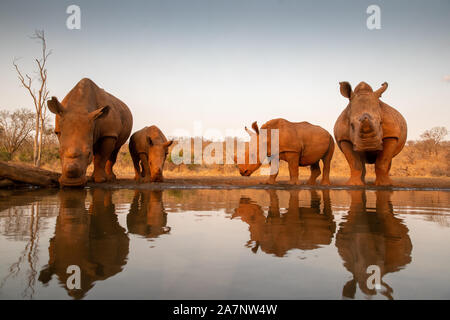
[233,190,336,257]
[127,190,171,239]
[38,189,129,299]
[336,190,412,299]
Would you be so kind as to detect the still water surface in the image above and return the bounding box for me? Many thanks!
[0,188,449,299]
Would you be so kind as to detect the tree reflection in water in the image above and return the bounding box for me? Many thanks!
[0,190,58,299]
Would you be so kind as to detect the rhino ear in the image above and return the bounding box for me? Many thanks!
[374,82,388,98]
[147,136,153,146]
[89,106,110,120]
[339,82,353,99]
[251,121,259,135]
[163,140,173,148]
[47,96,63,115]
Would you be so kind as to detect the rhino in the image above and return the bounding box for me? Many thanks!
[129,125,173,182]
[334,82,407,186]
[38,189,129,299]
[336,190,412,299]
[232,189,335,256]
[127,190,171,238]
[47,78,133,187]
[237,119,334,185]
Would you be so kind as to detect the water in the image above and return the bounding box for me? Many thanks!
[0,187,449,300]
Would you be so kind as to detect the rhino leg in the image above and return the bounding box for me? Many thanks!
[264,171,278,185]
[139,153,151,183]
[285,152,300,185]
[307,162,321,185]
[105,149,118,181]
[131,151,141,181]
[320,139,334,185]
[92,137,117,183]
[339,141,364,186]
[360,160,367,185]
[263,154,282,184]
[375,138,397,186]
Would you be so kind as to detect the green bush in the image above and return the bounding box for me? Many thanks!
[17,151,32,162]
[0,151,11,161]
[41,147,60,163]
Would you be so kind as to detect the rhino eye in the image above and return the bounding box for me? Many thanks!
[351,123,355,131]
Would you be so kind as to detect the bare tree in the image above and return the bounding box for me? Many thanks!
[420,126,448,155]
[0,109,35,159]
[13,30,51,167]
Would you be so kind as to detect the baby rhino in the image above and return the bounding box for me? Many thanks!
[238,119,334,185]
[129,126,173,183]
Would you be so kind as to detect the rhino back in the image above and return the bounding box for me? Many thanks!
[130,126,167,154]
[145,125,168,145]
[61,78,133,146]
[262,118,331,156]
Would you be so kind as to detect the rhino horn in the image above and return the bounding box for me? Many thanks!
[374,82,388,98]
[245,126,256,137]
[360,118,373,134]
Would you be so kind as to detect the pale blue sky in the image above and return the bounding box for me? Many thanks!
[0,0,449,139]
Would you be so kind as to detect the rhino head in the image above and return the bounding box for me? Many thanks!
[340,81,388,152]
[147,137,173,182]
[47,96,110,187]
[236,122,262,176]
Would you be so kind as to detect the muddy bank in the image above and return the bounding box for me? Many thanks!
[88,176,450,191]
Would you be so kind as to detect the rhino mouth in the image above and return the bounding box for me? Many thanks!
[353,140,383,152]
[59,176,88,187]
[240,171,252,177]
[353,130,383,152]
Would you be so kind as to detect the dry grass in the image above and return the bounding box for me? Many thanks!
[8,139,450,179]
[162,140,450,179]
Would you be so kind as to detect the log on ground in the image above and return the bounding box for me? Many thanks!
[0,161,60,187]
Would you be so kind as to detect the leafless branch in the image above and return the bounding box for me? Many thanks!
[12,30,52,166]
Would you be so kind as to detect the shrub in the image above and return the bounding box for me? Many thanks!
[17,151,32,162]
[0,151,11,161]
